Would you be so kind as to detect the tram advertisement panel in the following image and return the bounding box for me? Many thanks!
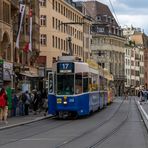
[57,62,74,73]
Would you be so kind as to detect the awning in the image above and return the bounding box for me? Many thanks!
[20,72,40,77]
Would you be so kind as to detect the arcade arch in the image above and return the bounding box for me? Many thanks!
[0,31,11,61]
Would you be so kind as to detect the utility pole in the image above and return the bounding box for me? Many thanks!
[60,22,84,57]
[67,37,73,56]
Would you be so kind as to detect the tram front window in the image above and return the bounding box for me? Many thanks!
[57,74,74,95]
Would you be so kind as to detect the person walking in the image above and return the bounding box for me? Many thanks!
[12,93,18,116]
[0,88,8,124]
[124,91,128,100]
[43,98,48,116]
[24,91,31,115]
[32,90,39,115]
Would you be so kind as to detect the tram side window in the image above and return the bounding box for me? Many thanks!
[89,77,92,91]
[92,73,98,91]
[99,76,104,90]
[104,78,107,90]
[83,72,88,92]
[75,73,82,94]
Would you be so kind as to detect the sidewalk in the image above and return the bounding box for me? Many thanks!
[136,96,148,130]
[0,111,52,130]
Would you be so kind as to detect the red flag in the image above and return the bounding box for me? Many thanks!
[23,43,29,53]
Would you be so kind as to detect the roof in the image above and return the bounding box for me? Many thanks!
[83,1,118,26]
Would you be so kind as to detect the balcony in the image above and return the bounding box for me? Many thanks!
[114,75,126,81]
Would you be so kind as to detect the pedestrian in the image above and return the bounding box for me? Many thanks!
[43,98,48,116]
[143,90,148,103]
[124,91,128,100]
[139,90,144,102]
[12,92,18,116]
[0,88,8,124]
[32,90,39,115]
[24,91,31,115]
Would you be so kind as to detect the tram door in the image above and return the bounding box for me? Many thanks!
[48,72,56,114]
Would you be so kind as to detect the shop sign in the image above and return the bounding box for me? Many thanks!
[0,59,3,87]
[3,61,13,81]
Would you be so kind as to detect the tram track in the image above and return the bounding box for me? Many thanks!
[87,97,132,148]
[55,97,127,148]
[0,116,75,147]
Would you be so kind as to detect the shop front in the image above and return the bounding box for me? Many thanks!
[14,66,45,93]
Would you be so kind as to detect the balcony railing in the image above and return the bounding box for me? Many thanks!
[114,75,126,81]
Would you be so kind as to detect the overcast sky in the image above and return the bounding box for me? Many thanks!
[74,0,148,34]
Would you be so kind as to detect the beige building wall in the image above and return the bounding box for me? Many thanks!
[40,0,89,69]
[0,0,13,62]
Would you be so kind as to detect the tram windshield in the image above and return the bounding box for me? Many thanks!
[57,74,74,95]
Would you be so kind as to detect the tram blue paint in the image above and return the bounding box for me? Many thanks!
[99,92,104,109]
[47,57,114,118]
[104,92,108,106]
[89,92,100,112]
[48,92,104,116]
[48,94,56,115]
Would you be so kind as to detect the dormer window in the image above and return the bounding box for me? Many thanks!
[103,15,107,22]
[108,16,111,23]
[96,16,101,21]
[112,18,114,24]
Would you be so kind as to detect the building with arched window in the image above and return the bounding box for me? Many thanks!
[0,0,16,88]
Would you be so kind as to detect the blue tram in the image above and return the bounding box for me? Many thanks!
[48,56,112,118]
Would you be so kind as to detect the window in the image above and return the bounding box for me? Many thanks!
[57,74,74,95]
[40,0,46,6]
[3,2,10,24]
[75,73,82,94]
[40,34,47,45]
[96,16,101,21]
[83,73,88,92]
[40,15,46,26]
[52,17,55,28]
[52,36,54,47]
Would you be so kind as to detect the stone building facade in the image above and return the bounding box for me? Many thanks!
[39,0,92,70]
[0,0,19,88]
[0,0,41,91]
[83,1,125,96]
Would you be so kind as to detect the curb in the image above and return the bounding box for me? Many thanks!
[0,115,53,130]
[136,101,148,131]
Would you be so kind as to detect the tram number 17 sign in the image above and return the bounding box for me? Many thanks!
[48,72,54,94]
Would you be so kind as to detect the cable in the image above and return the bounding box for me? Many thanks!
[108,0,120,26]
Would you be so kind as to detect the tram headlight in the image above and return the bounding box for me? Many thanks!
[63,101,67,104]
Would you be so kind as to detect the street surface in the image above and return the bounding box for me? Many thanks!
[0,97,147,148]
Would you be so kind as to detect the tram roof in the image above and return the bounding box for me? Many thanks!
[75,62,89,73]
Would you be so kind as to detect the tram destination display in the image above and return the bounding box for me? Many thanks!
[57,62,74,73]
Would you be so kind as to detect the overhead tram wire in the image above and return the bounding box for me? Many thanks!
[108,0,120,26]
